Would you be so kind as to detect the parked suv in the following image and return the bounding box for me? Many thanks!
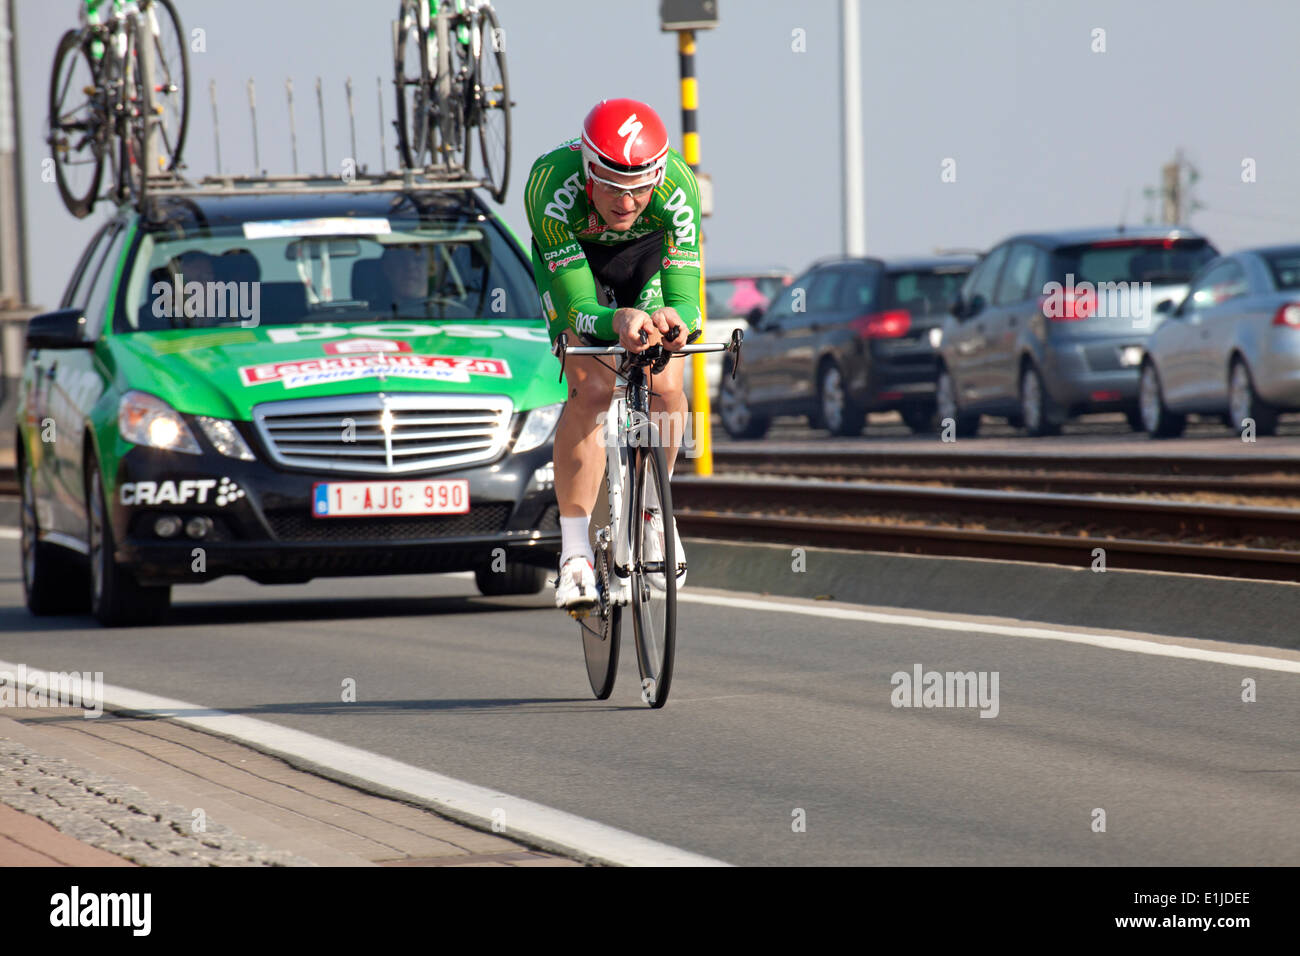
[17,175,565,626]
[936,227,1217,436]
[717,256,975,437]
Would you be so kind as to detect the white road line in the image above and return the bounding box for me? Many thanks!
[680,593,1300,674]
[0,659,731,868]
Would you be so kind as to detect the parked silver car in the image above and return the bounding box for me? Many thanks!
[1139,245,1300,437]
[936,227,1218,436]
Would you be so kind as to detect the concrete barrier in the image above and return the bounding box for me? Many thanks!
[685,537,1300,650]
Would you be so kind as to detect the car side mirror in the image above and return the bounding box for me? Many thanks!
[745,305,764,326]
[1154,297,1175,316]
[951,297,966,319]
[26,308,93,349]
[966,293,987,318]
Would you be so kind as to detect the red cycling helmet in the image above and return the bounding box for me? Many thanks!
[580,99,670,199]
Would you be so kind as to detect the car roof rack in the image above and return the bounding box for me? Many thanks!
[143,168,485,200]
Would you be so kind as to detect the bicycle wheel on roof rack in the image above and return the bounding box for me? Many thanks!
[48,30,105,218]
[394,0,433,169]
[141,0,189,171]
[117,13,154,209]
[470,2,511,202]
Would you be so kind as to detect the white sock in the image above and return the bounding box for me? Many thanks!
[559,514,595,568]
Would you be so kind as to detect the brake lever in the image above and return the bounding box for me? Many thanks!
[729,327,744,379]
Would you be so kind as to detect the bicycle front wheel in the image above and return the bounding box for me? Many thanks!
[630,437,676,709]
[579,458,621,699]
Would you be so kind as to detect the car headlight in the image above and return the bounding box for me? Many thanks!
[118,391,201,454]
[514,403,563,453]
[196,416,256,460]
[929,327,943,349]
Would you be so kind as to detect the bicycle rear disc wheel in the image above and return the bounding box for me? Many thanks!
[472,4,511,202]
[48,30,104,217]
[580,460,621,699]
[630,438,676,709]
[142,0,189,171]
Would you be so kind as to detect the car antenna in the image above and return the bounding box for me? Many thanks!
[1117,188,1130,233]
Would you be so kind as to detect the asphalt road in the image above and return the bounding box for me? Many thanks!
[1,538,1297,866]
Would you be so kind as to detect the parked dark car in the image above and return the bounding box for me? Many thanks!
[936,227,1218,436]
[1140,245,1300,437]
[717,256,975,437]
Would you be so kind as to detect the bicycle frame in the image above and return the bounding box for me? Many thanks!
[600,365,656,608]
[555,328,743,610]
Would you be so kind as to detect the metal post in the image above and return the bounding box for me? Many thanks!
[346,77,357,170]
[377,76,386,173]
[210,79,221,174]
[286,77,299,174]
[248,78,260,173]
[316,77,326,173]
[841,0,865,255]
[678,29,712,476]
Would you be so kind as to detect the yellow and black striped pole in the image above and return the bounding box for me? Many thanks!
[678,30,712,475]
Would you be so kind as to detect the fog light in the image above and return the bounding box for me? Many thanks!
[1119,346,1144,367]
[185,516,214,539]
[532,462,555,488]
[153,515,182,538]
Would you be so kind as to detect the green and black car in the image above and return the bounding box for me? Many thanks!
[17,177,565,626]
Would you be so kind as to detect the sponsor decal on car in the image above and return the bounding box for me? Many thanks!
[323,338,412,354]
[239,354,512,388]
[120,477,245,507]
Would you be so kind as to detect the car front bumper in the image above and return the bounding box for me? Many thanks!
[110,442,560,585]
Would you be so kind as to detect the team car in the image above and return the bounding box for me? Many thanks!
[17,176,566,626]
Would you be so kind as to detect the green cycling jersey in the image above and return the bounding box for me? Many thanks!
[524,138,702,342]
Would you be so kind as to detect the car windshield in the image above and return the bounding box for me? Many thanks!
[883,269,969,314]
[705,275,791,318]
[1262,250,1300,290]
[1052,239,1216,287]
[120,213,540,332]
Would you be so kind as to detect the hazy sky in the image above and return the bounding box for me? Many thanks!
[13,0,1300,308]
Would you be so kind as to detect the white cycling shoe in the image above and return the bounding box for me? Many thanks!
[642,507,686,591]
[555,555,599,613]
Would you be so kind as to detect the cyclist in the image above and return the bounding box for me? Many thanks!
[524,99,703,612]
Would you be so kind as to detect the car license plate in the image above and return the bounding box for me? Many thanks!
[312,479,470,517]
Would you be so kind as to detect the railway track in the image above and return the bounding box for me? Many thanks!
[708,445,1300,498]
[674,475,1300,583]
